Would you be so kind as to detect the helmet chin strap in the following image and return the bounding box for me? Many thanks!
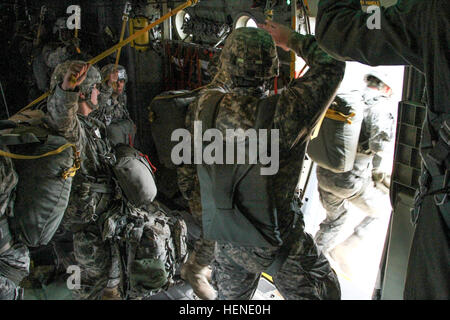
[86,100,99,110]
[81,82,101,110]
[79,92,99,111]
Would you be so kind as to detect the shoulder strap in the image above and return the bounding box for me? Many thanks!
[197,91,226,132]
[265,196,303,276]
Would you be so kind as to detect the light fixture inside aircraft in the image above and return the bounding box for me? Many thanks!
[174,9,191,40]
[234,14,258,29]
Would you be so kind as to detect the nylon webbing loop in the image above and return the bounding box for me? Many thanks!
[311,108,356,140]
[0,144,81,180]
[325,109,356,124]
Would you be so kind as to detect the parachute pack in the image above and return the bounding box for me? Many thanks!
[148,90,200,169]
[0,110,80,247]
[307,93,364,173]
[112,143,157,208]
[196,92,284,248]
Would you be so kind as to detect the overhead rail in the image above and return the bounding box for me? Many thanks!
[16,0,201,115]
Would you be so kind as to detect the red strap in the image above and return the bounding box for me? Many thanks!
[274,76,278,95]
[140,152,157,173]
[128,133,134,147]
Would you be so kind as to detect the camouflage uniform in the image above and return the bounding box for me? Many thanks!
[94,87,131,126]
[177,163,215,266]
[90,64,136,146]
[45,61,184,300]
[33,17,82,93]
[177,53,233,267]
[44,62,118,299]
[0,148,30,300]
[315,86,395,252]
[188,28,345,299]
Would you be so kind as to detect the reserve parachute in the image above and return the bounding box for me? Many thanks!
[307,93,364,173]
[112,143,157,208]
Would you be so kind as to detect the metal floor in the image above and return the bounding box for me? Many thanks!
[148,276,284,301]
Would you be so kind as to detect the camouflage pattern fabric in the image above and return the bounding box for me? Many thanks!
[0,276,21,300]
[175,52,234,267]
[33,42,81,92]
[316,0,450,299]
[219,27,279,80]
[72,226,111,300]
[177,169,215,266]
[44,76,117,299]
[186,28,345,299]
[0,147,29,300]
[91,65,136,145]
[0,243,30,300]
[92,86,132,126]
[213,231,340,300]
[43,44,74,70]
[101,202,188,299]
[0,147,18,218]
[315,88,394,252]
[45,68,181,299]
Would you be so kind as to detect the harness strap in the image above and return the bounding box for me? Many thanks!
[0,143,81,180]
[265,196,303,277]
[325,109,356,124]
[0,216,12,255]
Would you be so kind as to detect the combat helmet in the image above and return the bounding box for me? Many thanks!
[53,17,72,44]
[219,27,279,81]
[363,70,392,91]
[50,60,102,108]
[101,64,128,83]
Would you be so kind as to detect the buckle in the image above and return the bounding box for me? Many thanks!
[434,169,449,206]
[91,213,99,222]
[434,193,448,206]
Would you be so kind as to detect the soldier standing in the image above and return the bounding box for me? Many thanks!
[314,71,395,265]
[184,22,345,300]
[177,52,233,301]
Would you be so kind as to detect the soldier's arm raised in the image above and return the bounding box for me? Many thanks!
[315,0,424,68]
[44,62,89,147]
[261,21,345,150]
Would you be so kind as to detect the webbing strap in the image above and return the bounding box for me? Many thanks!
[264,202,302,277]
[0,217,12,254]
[311,108,356,140]
[325,109,356,124]
[0,143,75,160]
[152,84,212,101]
[0,144,81,180]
